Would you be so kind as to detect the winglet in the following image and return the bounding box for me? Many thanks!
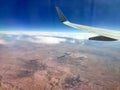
[56,7,67,22]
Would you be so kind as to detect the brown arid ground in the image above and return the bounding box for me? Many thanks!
[0,33,120,90]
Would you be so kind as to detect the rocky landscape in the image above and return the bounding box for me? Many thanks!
[0,32,120,90]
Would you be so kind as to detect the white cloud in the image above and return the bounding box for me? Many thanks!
[29,36,66,44]
[0,39,7,45]
[0,31,98,44]
[0,31,97,37]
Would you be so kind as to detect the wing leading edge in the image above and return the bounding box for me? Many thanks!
[56,7,120,41]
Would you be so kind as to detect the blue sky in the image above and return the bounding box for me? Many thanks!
[0,0,120,32]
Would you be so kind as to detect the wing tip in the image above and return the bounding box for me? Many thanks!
[56,6,67,22]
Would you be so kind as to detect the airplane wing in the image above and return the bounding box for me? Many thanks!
[56,7,120,41]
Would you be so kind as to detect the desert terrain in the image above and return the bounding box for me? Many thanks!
[0,32,120,90]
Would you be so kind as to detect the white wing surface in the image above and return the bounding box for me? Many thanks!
[56,7,120,41]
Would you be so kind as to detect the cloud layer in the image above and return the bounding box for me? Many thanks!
[0,31,97,44]
[0,39,7,44]
[30,36,66,44]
